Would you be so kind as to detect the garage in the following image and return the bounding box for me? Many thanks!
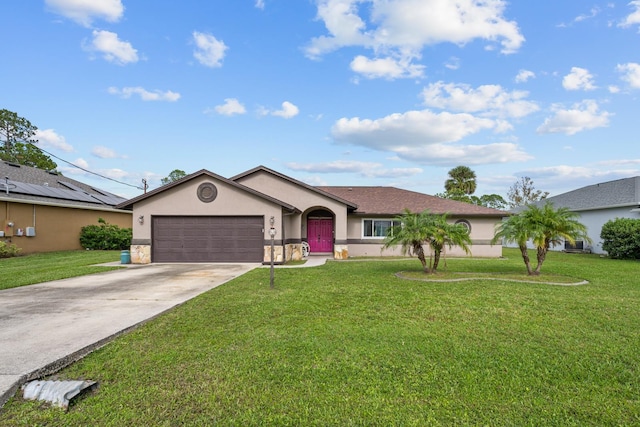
[152,216,264,262]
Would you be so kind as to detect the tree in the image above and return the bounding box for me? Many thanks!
[507,176,549,209]
[0,109,57,170]
[426,214,472,272]
[383,209,432,272]
[161,169,187,185]
[471,194,508,210]
[383,209,471,274]
[445,165,477,195]
[492,203,590,275]
[600,218,640,259]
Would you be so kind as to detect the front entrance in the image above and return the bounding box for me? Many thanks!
[307,218,333,253]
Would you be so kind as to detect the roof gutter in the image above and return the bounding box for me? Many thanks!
[0,196,131,213]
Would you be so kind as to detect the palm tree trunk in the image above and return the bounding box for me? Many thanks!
[519,245,534,275]
[432,250,441,272]
[414,244,428,272]
[533,246,546,275]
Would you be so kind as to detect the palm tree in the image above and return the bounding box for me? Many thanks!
[445,166,477,195]
[383,209,432,272]
[524,203,590,275]
[491,213,535,275]
[383,209,472,273]
[427,214,472,272]
[492,203,591,275]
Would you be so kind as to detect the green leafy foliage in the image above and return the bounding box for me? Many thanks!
[79,218,132,250]
[160,169,187,185]
[0,241,21,258]
[384,209,471,273]
[600,217,640,259]
[493,203,591,275]
[0,108,57,170]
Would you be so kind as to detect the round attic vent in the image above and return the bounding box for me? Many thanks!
[197,182,218,203]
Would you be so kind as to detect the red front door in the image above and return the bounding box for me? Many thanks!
[307,218,333,253]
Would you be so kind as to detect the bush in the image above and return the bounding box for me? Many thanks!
[0,241,21,258]
[80,217,132,250]
[600,217,640,259]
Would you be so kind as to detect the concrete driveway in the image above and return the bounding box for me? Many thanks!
[0,262,258,408]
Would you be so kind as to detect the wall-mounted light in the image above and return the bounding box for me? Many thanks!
[269,216,275,227]
[138,215,144,225]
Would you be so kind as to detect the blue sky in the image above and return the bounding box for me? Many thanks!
[2,1,640,199]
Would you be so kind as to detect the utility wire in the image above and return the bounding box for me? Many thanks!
[29,143,144,190]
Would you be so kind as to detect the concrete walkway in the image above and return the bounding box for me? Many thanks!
[0,263,258,408]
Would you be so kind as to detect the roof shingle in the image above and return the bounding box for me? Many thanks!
[318,186,506,216]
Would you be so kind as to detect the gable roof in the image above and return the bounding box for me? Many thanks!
[524,176,640,212]
[231,165,358,210]
[319,186,506,216]
[0,161,126,208]
[116,168,299,212]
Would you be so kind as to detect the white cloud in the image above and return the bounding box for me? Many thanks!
[59,158,90,176]
[536,100,611,135]
[515,69,535,83]
[329,108,531,165]
[619,0,640,28]
[395,141,532,165]
[192,31,228,68]
[74,158,90,169]
[255,0,265,9]
[350,55,425,79]
[45,0,124,27]
[574,7,600,23]
[91,145,126,159]
[609,85,620,93]
[286,160,423,178]
[263,101,300,119]
[34,129,73,152]
[108,86,181,102]
[444,57,460,70]
[305,0,525,77]
[212,98,246,116]
[562,67,596,91]
[88,30,138,65]
[617,62,640,88]
[421,81,539,119]
[332,109,495,150]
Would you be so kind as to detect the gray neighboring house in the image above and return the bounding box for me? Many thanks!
[519,176,640,254]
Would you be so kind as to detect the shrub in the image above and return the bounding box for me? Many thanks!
[0,241,21,258]
[600,217,640,259]
[80,217,132,250]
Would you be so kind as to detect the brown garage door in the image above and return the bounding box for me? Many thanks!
[152,216,264,262]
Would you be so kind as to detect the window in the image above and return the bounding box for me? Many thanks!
[455,219,471,234]
[565,240,584,250]
[363,219,401,238]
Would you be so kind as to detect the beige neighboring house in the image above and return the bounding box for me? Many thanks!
[0,161,132,254]
[117,166,505,264]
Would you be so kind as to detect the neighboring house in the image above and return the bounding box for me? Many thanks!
[515,176,640,254]
[117,166,505,264]
[0,161,132,254]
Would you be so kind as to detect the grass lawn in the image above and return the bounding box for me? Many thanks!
[1,249,639,425]
[0,250,121,291]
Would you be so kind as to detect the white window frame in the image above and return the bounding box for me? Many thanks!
[362,219,402,239]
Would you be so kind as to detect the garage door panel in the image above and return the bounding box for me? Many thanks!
[152,216,264,262]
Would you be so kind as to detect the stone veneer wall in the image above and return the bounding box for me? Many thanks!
[130,245,151,264]
[334,244,348,260]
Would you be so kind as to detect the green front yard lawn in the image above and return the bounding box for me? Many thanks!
[0,250,121,291]
[1,249,639,425]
